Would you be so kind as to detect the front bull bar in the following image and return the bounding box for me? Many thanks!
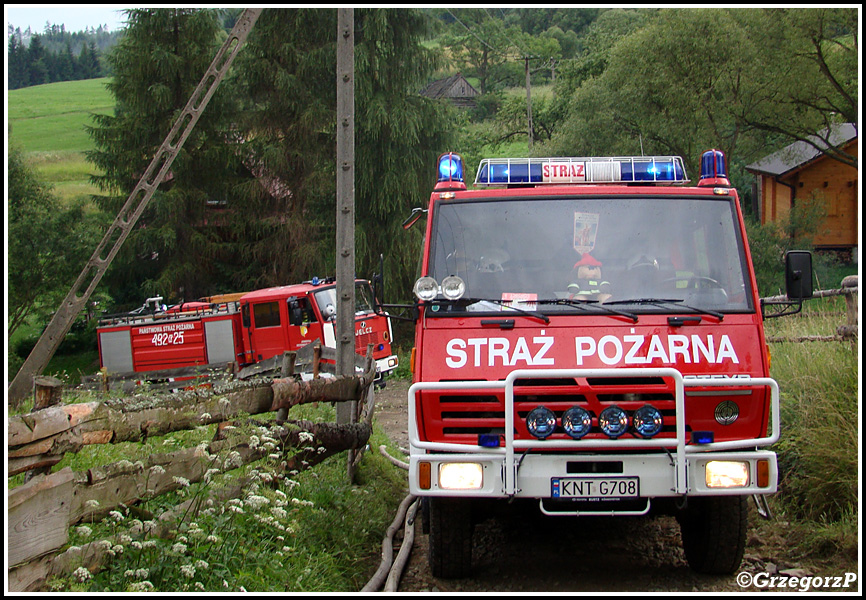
[408,367,780,496]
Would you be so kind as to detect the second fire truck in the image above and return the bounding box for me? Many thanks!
[97,278,398,382]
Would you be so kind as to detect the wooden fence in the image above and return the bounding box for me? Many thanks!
[762,275,858,343]
[7,344,378,592]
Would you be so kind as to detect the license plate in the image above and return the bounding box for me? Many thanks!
[551,477,639,499]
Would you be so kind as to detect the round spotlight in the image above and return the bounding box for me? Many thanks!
[413,277,439,301]
[440,275,466,300]
[598,405,629,439]
[562,406,592,439]
[526,406,557,439]
[633,404,663,438]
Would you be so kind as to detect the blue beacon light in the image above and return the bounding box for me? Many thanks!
[435,152,467,191]
[698,149,731,187]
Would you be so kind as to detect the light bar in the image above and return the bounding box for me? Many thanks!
[475,156,688,186]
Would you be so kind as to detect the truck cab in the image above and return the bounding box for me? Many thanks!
[407,151,810,578]
[238,278,398,377]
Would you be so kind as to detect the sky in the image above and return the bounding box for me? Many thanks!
[5,5,130,33]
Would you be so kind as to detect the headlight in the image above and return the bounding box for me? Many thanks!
[632,404,663,438]
[705,461,749,488]
[526,406,557,439]
[413,276,439,301]
[440,275,466,300]
[598,405,629,439]
[439,462,483,490]
[562,406,592,439]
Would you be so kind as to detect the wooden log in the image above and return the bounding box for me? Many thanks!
[8,467,74,567]
[33,376,63,411]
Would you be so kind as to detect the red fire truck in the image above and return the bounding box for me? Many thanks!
[96,278,398,381]
[406,151,812,577]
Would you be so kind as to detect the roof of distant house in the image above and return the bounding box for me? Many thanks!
[420,73,479,99]
[745,123,857,177]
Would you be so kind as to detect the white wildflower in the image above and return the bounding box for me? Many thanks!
[150,465,166,475]
[109,510,124,522]
[200,412,212,421]
[75,525,92,538]
[85,499,100,509]
[299,431,314,444]
[129,581,154,592]
[180,563,196,579]
[173,476,191,488]
[227,451,243,469]
[194,559,209,570]
[73,567,92,583]
[172,542,188,554]
[271,506,288,520]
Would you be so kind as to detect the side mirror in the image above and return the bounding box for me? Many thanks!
[402,207,427,230]
[785,251,813,300]
[763,250,813,319]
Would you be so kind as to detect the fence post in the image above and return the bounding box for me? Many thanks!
[838,275,858,340]
[25,377,64,482]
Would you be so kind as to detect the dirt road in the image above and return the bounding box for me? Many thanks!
[371,378,859,593]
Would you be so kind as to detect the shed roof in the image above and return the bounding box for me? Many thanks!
[745,122,857,177]
[420,73,479,99]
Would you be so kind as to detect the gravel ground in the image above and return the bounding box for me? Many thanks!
[371,378,860,593]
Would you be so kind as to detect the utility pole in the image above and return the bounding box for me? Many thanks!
[335,8,356,425]
[525,56,533,151]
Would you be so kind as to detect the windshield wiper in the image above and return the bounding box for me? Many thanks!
[432,298,550,324]
[604,298,724,321]
[538,298,638,323]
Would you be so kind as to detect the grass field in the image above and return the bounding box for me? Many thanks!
[7,77,114,202]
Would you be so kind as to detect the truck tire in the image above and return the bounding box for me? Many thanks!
[677,495,748,575]
[428,497,473,578]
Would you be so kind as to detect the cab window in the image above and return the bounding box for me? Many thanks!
[253,302,281,328]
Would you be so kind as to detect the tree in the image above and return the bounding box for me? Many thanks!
[441,14,519,94]
[546,8,857,180]
[86,8,247,305]
[8,34,30,89]
[729,8,858,167]
[8,145,102,340]
[235,8,455,299]
[27,34,50,85]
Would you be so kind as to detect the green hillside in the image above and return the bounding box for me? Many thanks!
[7,77,114,201]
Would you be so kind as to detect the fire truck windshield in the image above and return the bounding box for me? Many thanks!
[427,195,752,315]
[313,282,377,320]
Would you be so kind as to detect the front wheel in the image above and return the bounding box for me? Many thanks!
[428,497,473,578]
[677,495,748,574]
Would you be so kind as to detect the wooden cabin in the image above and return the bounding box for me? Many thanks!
[745,123,858,251]
[420,73,480,109]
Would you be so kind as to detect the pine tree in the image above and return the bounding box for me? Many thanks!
[234,8,455,297]
[86,8,247,304]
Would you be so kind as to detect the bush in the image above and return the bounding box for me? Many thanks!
[767,306,858,524]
